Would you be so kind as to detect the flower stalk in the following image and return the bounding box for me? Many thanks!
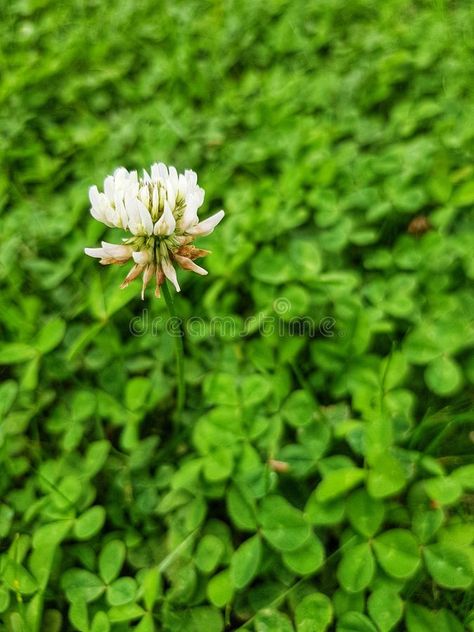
[161,280,185,424]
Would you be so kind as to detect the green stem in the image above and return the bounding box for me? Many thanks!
[161,280,185,424]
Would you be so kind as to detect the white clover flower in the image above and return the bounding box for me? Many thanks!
[85,163,224,298]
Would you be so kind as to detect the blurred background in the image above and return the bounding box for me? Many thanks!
[1,0,472,423]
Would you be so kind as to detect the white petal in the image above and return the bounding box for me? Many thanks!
[185,169,198,188]
[84,247,106,258]
[179,193,202,231]
[115,196,128,229]
[152,186,159,217]
[90,205,111,226]
[139,185,149,208]
[132,250,151,265]
[177,173,187,196]
[150,163,160,181]
[89,185,101,207]
[161,258,180,292]
[100,242,133,260]
[186,210,225,236]
[137,198,154,234]
[104,176,115,201]
[105,206,119,226]
[194,186,205,208]
[154,201,176,236]
[113,167,130,184]
[168,166,178,187]
[124,195,141,234]
[157,163,168,180]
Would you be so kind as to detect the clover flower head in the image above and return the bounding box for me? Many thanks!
[84,163,224,298]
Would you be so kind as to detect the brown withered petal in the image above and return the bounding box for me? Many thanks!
[120,263,145,289]
[155,267,165,298]
[175,245,211,260]
[173,254,208,276]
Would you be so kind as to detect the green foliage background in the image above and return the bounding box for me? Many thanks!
[1,0,473,631]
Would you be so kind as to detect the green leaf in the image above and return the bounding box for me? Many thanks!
[32,520,73,550]
[367,454,406,498]
[423,543,473,589]
[125,377,151,411]
[203,447,234,482]
[230,535,261,589]
[450,464,474,490]
[163,605,223,632]
[91,612,110,632]
[3,559,38,595]
[346,489,385,537]
[84,440,110,478]
[305,495,345,526]
[226,484,257,531]
[255,610,294,632]
[108,603,145,622]
[380,351,408,390]
[295,592,333,632]
[424,477,462,505]
[25,592,43,632]
[135,613,154,632]
[251,246,292,284]
[0,343,37,365]
[282,390,315,427]
[337,542,375,593]
[373,530,420,579]
[5,612,25,632]
[99,540,126,584]
[241,374,272,406]
[282,533,325,576]
[0,586,10,613]
[0,381,17,417]
[336,612,378,632]
[183,496,207,532]
[299,422,331,460]
[316,468,366,502]
[207,569,234,607]
[405,603,464,632]
[333,589,365,617]
[142,567,162,611]
[438,523,474,547]
[277,444,315,478]
[30,544,56,591]
[106,577,137,606]
[69,600,89,632]
[195,535,225,574]
[289,238,322,280]
[35,317,66,354]
[424,356,462,396]
[412,509,444,544]
[203,373,239,406]
[74,506,106,540]
[259,495,311,551]
[453,180,474,206]
[61,569,105,603]
[367,588,403,632]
